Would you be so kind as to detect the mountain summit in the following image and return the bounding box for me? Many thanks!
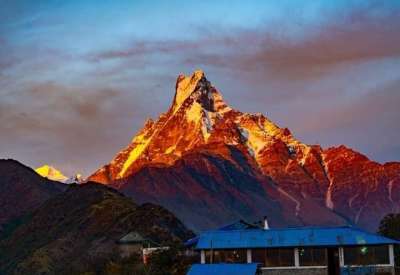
[35,165,68,182]
[90,70,294,182]
[89,70,400,231]
[36,165,83,184]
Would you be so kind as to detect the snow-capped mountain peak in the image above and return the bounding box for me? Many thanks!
[90,70,310,182]
[35,165,68,182]
[35,165,83,184]
[172,70,231,115]
[172,70,204,113]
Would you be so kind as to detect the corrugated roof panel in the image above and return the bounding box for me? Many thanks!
[218,220,259,231]
[185,220,260,247]
[195,226,399,249]
[187,264,257,275]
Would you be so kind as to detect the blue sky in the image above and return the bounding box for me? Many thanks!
[1,0,399,175]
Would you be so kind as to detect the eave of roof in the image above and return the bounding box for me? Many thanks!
[218,220,260,231]
[185,220,260,247]
[195,226,400,250]
[187,264,257,275]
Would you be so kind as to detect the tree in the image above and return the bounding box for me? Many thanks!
[378,213,400,266]
[93,244,196,275]
[145,245,196,275]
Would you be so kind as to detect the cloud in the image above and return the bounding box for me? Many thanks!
[25,83,120,119]
[88,3,400,93]
[290,77,400,161]
[244,13,400,78]
[88,41,198,62]
[0,82,161,176]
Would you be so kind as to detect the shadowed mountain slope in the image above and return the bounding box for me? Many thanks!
[0,159,67,232]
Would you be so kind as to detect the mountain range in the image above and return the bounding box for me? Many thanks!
[89,70,400,231]
[0,160,193,274]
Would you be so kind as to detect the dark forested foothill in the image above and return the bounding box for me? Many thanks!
[0,180,194,275]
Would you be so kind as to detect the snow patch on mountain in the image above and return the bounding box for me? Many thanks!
[388,179,394,203]
[238,127,256,157]
[325,181,335,209]
[245,126,267,154]
[209,90,232,114]
[276,186,302,217]
[186,101,203,123]
[201,110,216,141]
[299,146,311,166]
[348,193,359,208]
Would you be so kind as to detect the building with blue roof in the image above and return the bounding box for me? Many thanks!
[185,220,259,248]
[186,219,399,275]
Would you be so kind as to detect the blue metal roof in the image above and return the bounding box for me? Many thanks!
[185,236,199,247]
[195,226,399,249]
[218,220,260,231]
[184,220,260,247]
[187,264,257,275]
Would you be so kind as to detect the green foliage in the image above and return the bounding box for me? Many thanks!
[379,213,400,240]
[378,213,400,266]
[0,213,32,241]
[145,246,193,275]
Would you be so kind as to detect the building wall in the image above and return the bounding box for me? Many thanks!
[260,267,327,275]
[260,267,395,275]
[341,266,395,275]
[374,266,395,275]
[118,243,142,258]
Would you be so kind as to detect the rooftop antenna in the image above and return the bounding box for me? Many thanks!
[263,216,269,230]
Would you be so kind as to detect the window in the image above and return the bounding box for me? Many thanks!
[213,249,246,263]
[204,249,246,263]
[374,246,390,264]
[299,248,327,266]
[344,245,390,266]
[205,250,212,263]
[252,248,295,267]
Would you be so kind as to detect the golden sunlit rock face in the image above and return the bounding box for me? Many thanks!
[90,70,296,182]
[89,71,400,231]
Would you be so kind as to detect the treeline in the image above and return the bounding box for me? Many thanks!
[378,213,400,266]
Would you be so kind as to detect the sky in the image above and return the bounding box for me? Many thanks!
[1,0,399,176]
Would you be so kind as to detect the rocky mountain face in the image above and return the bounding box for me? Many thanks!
[89,70,400,231]
[0,159,67,232]
[0,183,193,275]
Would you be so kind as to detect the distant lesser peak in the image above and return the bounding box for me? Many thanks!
[35,165,68,182]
